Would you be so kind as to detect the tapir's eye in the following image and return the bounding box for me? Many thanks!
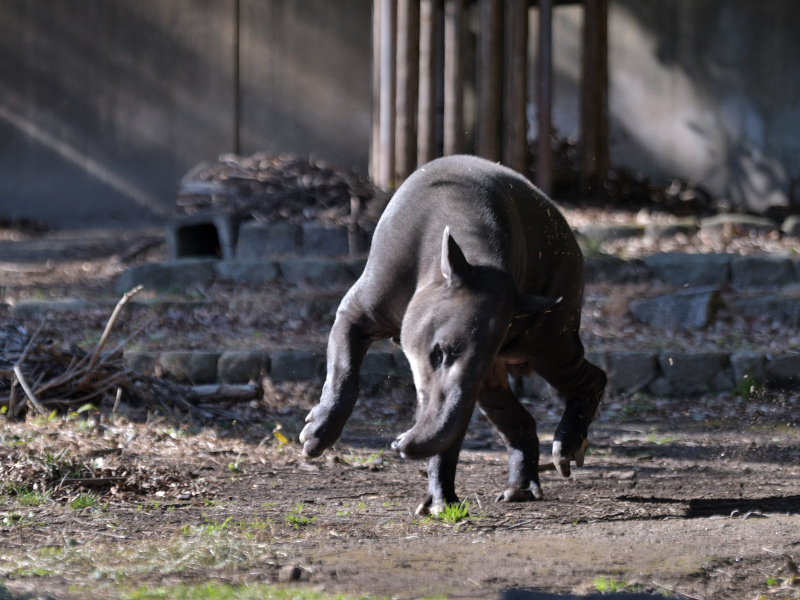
[430,345,444,370]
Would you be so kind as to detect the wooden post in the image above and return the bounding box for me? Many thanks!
[581,0,608,192]
[443,0,464,156]
[395,0,420,183]
[503,0,528,174]
[370,0,382,181]
[536,0,553,194]
[417,0,440,166]
[378,0,397,190]
[477,0,503,161]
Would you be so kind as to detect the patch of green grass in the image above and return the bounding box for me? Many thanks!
[733,376,765,400]
[68,492,100,511]
[227,454,245,474]
[593,577,627,594]
[438,501,471,524]
[645,431,680,445]
[9,484,52,507]
[121,582,382,600]
[286,503,316,529]
[765,576,780,588]
[346,448,385,465]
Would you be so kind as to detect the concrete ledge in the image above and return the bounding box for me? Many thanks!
[120,348,800,396]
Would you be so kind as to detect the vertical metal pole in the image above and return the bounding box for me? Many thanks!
[443,0,464,156]
[503,0,528,174]
[395,0,420,183]
[536,0,553,194]
[378,0,397,190]
[370,0,382,182]
[417,0,439,166]
[233,0,241,155]
[477,0,503,161]
[581,0,609,192]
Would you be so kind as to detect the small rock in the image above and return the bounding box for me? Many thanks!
[629,287,720,330]
[730,509,742,518]
[700,214,779,237]
[604,470,636,480]
[278,564,302,583]
[782,215,800,238]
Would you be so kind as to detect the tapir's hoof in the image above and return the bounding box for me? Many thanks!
[552,437,589,477]
[299,405,348,458]
[494,484,543,503]
[414,494,451,517]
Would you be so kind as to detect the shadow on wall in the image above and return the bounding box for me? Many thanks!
[0,0,372,229]
[607,0,800,213]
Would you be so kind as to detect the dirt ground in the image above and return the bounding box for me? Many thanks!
[1,223,800,600]
[1,392,799,600]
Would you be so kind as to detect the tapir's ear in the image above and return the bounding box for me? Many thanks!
[441,227,472,285]
[515,295,562,318]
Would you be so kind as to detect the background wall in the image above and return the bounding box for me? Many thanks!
[0,0,372,228]
[543,0,800,213]
[1,1,798,229]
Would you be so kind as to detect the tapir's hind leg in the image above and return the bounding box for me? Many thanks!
[477,359,544,502]
[530,332,606,477]
[300,298,377,458]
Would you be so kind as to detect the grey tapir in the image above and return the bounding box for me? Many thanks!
[300,155,606,515]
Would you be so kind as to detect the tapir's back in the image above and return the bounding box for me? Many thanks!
[353,155,583,327]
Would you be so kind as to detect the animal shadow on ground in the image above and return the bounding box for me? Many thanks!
[617,494,800,518]
[503,589,678,599]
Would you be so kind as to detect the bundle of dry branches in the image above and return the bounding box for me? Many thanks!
[1,286,261,421]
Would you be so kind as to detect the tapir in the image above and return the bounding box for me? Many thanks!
[300,155,606,515]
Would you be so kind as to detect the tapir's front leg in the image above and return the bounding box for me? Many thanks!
[415,427,467,516]
[477,360,544,502]
[300,305,373,458]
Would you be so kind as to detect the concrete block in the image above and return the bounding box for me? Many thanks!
[577,223,644,244]
[643,253,732,287]
[157,351,220,384]
[658,352,730,396]
[764,354,800,390]
[302,223,350,257]
[269,350,325,382]
[278,259,355,286]
[236,221,301,258]
[629,287,720,329]
[644,218,699,240]
[218,351,269,384]
[346,258,369,279]
[606,352,658,395]
[392,349,413,381]
[700,214,780,237]
[10,297,91,315]
[781,215,800,238]
[116,259,217,294]
[214,260,280,284]
[730,294,800,325]
[730,255,795,289]
[122,351,160,376]
[730,352,765,386]
[360,351,396,377]
[166,211,236,260]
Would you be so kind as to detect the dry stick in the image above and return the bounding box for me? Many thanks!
[78,285,143,387]
[9,320,47,418]
[13,364,49,417]
[103,316,158,362]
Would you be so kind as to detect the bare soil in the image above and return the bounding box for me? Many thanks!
[1,220,800,600]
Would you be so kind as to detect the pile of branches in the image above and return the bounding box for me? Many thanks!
[1,287,259,421]
[176,152,386,226]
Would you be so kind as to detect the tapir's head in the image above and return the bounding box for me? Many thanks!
[392,227,560,460]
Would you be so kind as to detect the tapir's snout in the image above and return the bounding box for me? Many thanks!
[391,386,476,460]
